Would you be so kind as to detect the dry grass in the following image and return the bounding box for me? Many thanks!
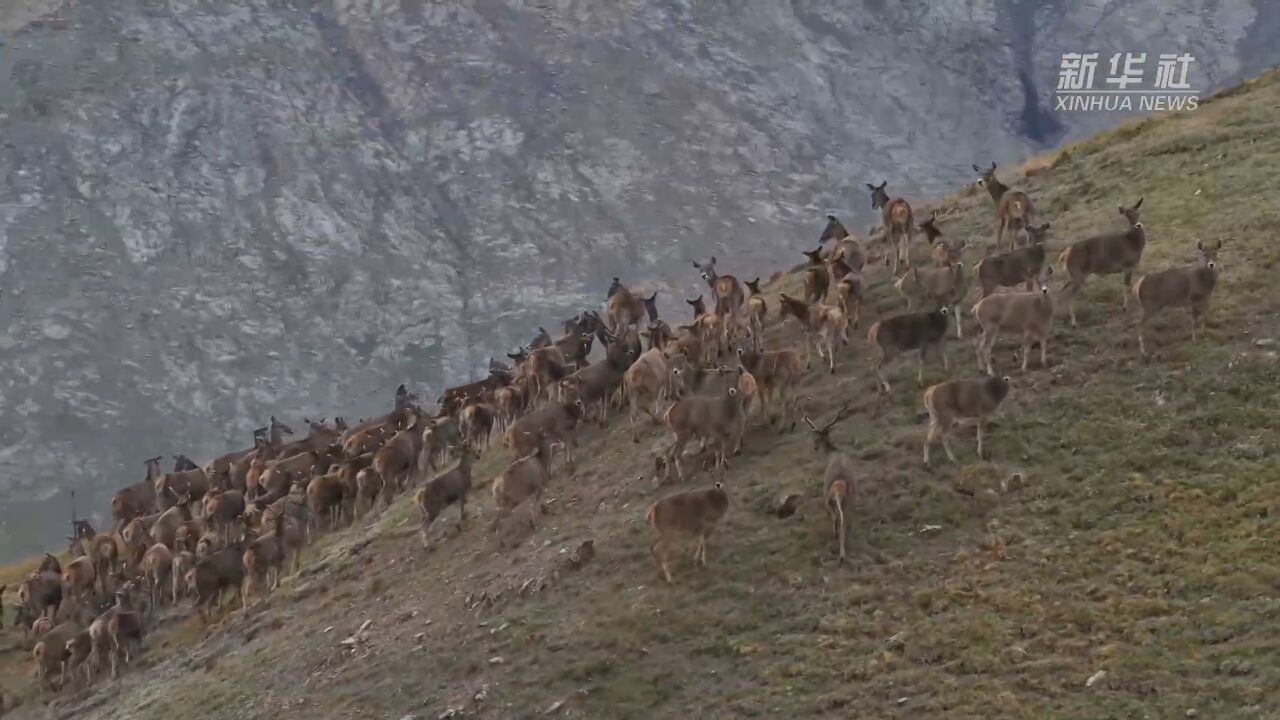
[5,69,1280,720]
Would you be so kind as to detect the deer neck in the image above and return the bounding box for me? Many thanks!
[985,178,1008,203]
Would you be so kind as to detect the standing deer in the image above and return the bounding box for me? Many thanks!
[692,257,746,351]
[803,405,858,563]
[1132,240,1222,356]
[867,181,914,275]
[972,267,1056,374]
[922,375,1012,465]
[1058,198,1146,327]
[745,278,767,350]
[820,214,866,271]
[802,248,829,304]
[974,161,1036,251]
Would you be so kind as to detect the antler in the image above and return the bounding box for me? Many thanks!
[822,403,856,431]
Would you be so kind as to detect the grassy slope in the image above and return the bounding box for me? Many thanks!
[5,70,1280,720]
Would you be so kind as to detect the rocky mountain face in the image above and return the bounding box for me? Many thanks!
[0,0,1274,559]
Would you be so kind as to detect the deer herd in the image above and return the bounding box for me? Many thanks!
[1,161,1223,702]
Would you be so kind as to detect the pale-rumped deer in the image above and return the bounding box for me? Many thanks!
[692,257,746,351]
[972,267,1056,374]
[803,404,858,563]
[802,248,829,304]
[1132,240,1222,356]
[867,307,950,392]
[867,181,914,275]
[645,481,729,584]
[975,161,1035,251]
[777,293,849,374]
[607,279,659,335]
[1058,198,1145,327]
[820,214,867,272]
[923,375,1012,465]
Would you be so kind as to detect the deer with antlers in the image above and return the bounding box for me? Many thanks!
[804,404,859,563]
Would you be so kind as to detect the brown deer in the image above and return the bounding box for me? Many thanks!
[1132,240,1222,356]
[645,481,730,584]
[661,384,744,481]
[923,375,1012,465]
[736,347,802,431]
[867,308,950,392]
[1058,198,1145,327]
[607,279,660,334]
[973,267,1057,374]
[803,405,858,563]
[745,278,767,350]
[974,223,1050,298]
[894,263,968,337]
[802,248,829,304]
[867,181,914,275]
[974,161,1035,251]
[777,293,849,374]
[820,214,866,271]
[692,257,746,349]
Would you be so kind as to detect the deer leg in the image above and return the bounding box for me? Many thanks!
[1021,335,1031,371]
[923,421,938,465]
[874,357,891,394]
[1122,272,1133,309]
[834,499,847,563]
[1040,332,1048,368]
[917,350,926,386]
[941,421,957,463]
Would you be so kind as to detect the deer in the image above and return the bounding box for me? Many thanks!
[922,375,1012,465]
[607,279,660,335]
[414,442,480,547]
[1058,197,1146,327]
[827,258,864,330]
[974,223,1051,298]
[802,247,829,304]
[645,481,729,584]
[777,292,849,374]
[973,267,1057,374]
[803,404,859,563]
[867,307,950,393]
[974,161,1036,251]
[692,256,746,350]
[867,181,914,275]
[1132,240,1222,357]
[745,278,767,350]
[623,347,685,441]
[894,263,968,337]
[736,347,802,431]
[820,214,865,271]
[661,384,744,482]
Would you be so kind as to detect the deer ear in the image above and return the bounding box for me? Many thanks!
[826,214,836,222]
[1197,240,1204,251]
[865,183,875,190]
[990,161,997,170]
[1134,197,1144,209]
[972,164,982,173]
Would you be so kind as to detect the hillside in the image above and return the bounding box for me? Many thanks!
[4,68,1280,720]
[4,0,1280,559]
